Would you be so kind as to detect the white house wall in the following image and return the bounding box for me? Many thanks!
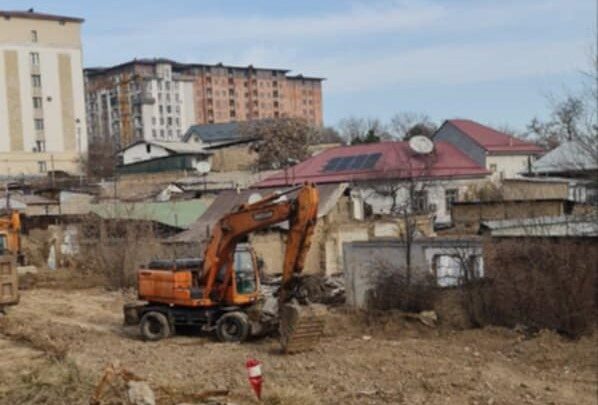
[122,143,170,165]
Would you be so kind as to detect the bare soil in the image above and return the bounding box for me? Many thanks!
[0,287,596,404]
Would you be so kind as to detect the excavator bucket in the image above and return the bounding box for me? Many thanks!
[279,301,326,354]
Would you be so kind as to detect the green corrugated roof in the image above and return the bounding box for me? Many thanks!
[90,199,208,229]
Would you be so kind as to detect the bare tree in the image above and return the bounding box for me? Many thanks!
[85,137,119,179]
[241,118,318,170]
[361,151,438,286]
[338,117,391,144]
[389,112,437,140]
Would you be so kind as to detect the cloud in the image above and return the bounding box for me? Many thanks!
[82,0,591,93]
[310,39,588,92]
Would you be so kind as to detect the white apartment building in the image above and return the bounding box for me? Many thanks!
[0,10,87,176]
[85,59,195,147]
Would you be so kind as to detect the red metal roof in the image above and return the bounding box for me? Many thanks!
[447,119,544,154]
[256,141,490,188]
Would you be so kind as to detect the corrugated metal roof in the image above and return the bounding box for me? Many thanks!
[90,199,208,229]
[256,141,490,187]
[169,183,347,242]
[182,122,243,144]
[444,119,544,154]
[531,140,598,174]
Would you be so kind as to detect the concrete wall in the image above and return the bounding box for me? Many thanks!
[502,180,569,200]
[210,144,257,172]
[343,239,482,309]
[452,200,568,233]
[0,14,87,176]
[486,154,533,181]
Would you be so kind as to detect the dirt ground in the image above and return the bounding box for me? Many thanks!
[0,286,596,405]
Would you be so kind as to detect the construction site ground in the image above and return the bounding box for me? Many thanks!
[0,284,596,404]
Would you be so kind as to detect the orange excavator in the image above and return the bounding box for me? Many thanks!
[124,183,325,353]
[0,209,22,312]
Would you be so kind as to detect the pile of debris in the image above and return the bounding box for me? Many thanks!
[261,274,345,305]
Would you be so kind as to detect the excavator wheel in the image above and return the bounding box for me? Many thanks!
[140,311,171,341]
[216,311,250,343]
[279,301,326,354]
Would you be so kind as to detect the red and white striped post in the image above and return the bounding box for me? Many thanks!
[246,358,263,400]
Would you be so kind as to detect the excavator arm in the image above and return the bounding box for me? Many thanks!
[202,183,318,300]
[202,183,324,352]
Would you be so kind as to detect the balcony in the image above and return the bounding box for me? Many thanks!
[131,92,155,105]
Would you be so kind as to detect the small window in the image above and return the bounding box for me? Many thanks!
[33,97,43,109]
[146,144,151,153]
[31,30,38,42]
[34,118,44,130]
[30,52,40,65]
[38,161,47,173]
[489,164,497,173]
[36,140,46,152]
[445,189,458,214]
[412,190,428,213]
[31,74,42,88]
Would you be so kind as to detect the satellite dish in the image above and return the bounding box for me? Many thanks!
[409,135,434,155]
[195,160,211,174]
[248,193,263,204]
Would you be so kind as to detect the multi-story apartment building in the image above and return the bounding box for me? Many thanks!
[0,10,88,176]
[85,59,323,146]
[85,59,196,147]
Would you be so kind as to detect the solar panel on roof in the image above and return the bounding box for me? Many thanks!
[350,154,368,169]
[322,152,382,173]
[323,157,342,171]
[335,156,355,171]
[362,153,381,169]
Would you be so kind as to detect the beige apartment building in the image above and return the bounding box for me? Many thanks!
[85,59,323,147]
[0,10,88,176]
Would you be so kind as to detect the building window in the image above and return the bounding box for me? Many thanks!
[152,117,156,125]
[445,189,458,214]
[166,105,171,113]
[37,161,47,173]
[34,118,44,130]
[146,144,151,153]
[31,30,38,42]
[35,140,45,152]
[31,74,42,88]
[412,190,428,213]
[489,164,497,173]
[33,97,43,109]
[152,129,157,138]
[30,52,40,65]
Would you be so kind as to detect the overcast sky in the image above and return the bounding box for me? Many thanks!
[4,0,595,130]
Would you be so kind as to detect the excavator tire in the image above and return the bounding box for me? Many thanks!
[216,311,250,343]
[279,301,326,354]
[140,311,171,341]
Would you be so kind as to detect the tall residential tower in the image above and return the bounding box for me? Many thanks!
[0,10,87,176]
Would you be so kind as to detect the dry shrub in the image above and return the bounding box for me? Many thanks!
[261,386,319,405]
[0,359,94,404]
[0,316,82,359]
[367,260,437,312]
[74,215,173,289]
[485,237,597,338]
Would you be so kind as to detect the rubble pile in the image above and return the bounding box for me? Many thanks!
[261,273,345,305]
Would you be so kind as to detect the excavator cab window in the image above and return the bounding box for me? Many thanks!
[234,250,257,294]
[0,234,7,255]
